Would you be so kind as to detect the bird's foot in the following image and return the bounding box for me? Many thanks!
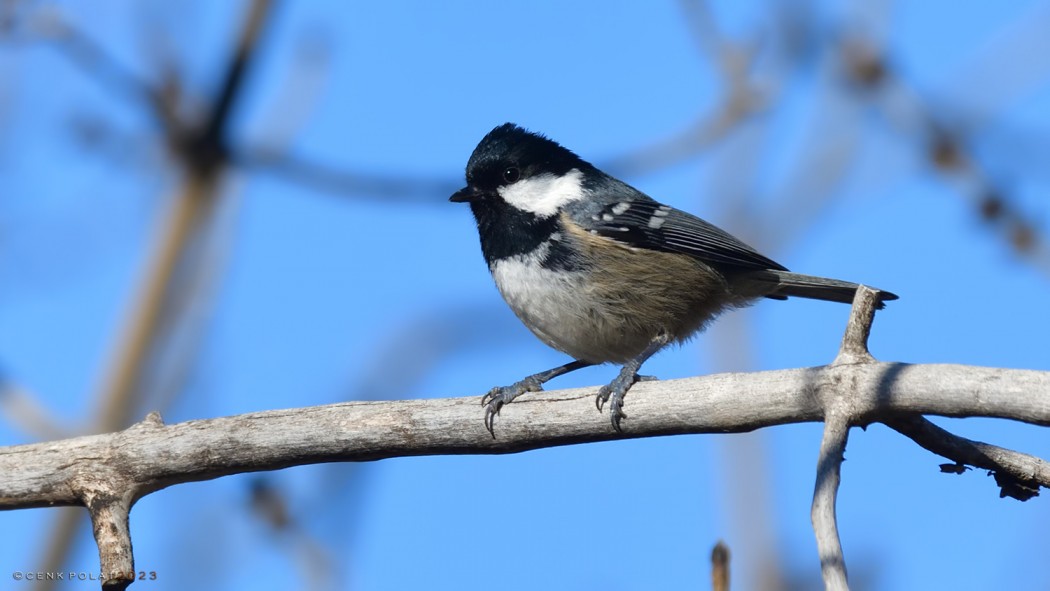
[481,376,544,438]
[595,369,642,432]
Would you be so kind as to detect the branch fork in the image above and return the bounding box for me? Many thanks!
[808,286,1049,590]
[811,286,883,591]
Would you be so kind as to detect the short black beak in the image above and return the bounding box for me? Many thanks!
[449,186,481,203]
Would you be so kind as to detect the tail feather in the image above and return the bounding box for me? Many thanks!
[759,271,898,309]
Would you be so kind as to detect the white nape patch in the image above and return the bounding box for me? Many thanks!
[611,202,631,215]
[497,168,585,217]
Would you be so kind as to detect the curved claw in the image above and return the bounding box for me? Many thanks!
[608,397,628,432]
[479,378,544,437]
[483,395,503,438]
[596,386,628,431]
[595,386,611,412]
[594,371,640,431]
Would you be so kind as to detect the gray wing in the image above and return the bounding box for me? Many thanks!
[576,194,787,271]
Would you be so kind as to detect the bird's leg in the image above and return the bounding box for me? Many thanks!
[596,333,671,431]
[482,360,593,437]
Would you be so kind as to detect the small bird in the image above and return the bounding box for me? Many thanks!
[451,123,896,435]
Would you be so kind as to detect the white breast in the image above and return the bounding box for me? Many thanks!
[489,246,622,363]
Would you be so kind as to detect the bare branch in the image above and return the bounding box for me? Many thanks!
[809,287,885,591]
[1,363,1048,512]
[82,485,134,590]
[885,415,1050,501]
[811,409,850,591]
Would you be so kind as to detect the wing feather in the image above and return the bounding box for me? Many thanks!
[582,198,786,271]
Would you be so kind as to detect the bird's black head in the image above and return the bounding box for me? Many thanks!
[449,123,593,217]
[450,124,595,264]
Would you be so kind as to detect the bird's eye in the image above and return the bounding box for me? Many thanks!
[502,167,520,184]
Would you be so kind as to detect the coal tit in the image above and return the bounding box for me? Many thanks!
[451,123,897,435]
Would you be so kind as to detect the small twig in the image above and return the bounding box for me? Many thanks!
[885,415,1050,501]
[83,491,134,590]
[711,540,730,591]
[811,407,851,591]
[833,286,880,365]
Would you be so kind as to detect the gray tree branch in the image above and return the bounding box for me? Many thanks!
[1,363,1048,511]
[810,286,882,590]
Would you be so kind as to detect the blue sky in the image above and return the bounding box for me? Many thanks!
[2,1,1049,590]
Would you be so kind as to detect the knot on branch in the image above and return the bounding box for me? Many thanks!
[129,411,165,430]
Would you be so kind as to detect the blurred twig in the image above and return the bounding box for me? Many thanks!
[89,179,219,429]
[249,29,332,149]
[28,9,160,113]
[711,540,730,591]
[29,1,276,587]
[840,28,1050,277]
[236,148,460,201]
[602,0,765,177]
[249,478,335,591]
[0,371,68,441]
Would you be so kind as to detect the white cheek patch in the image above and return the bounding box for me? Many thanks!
[497,168,585,217]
